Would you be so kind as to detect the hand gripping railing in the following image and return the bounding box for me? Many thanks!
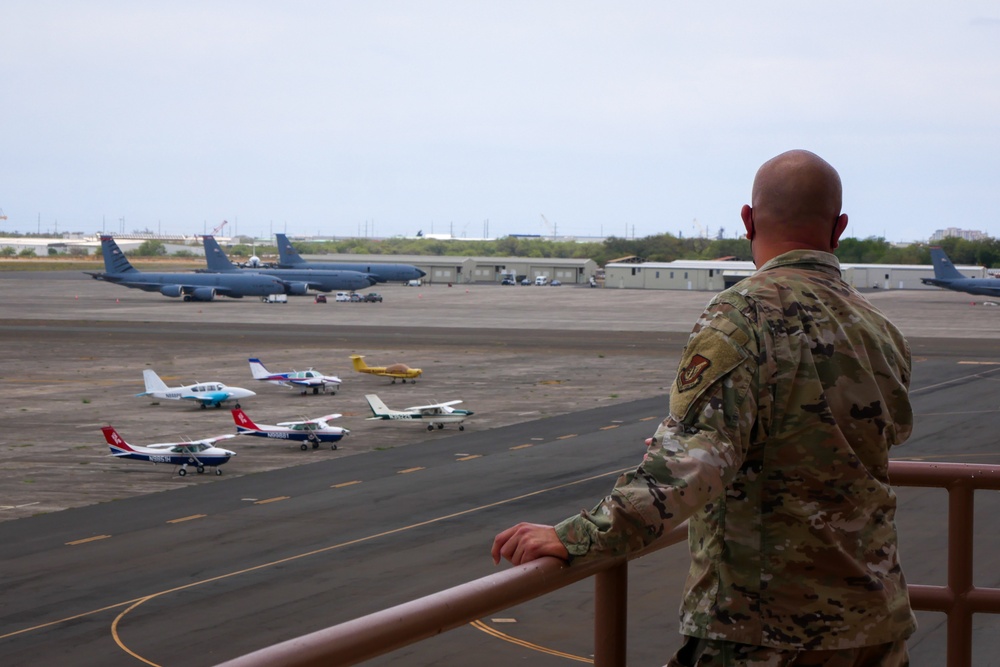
[216,461,1000,667]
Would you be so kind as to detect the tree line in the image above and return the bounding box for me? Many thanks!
[228,234,1000,268]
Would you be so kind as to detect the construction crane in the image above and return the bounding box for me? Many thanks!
[0,208,7,221]
[210,220,228,236]
[540,214,556,239]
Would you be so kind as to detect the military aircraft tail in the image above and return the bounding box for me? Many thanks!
[275,233,307,266]
[140,369,170,396]
[350,355,371,372]
[929,247,966,281]
[101,425,136,455]
[99,236,139,274]
[203,235,239,272]
[248,358,271,380]
[364,394,393,418]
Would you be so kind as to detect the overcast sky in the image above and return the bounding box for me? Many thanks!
[2,2,998,243]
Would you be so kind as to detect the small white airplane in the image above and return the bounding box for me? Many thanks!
[248,358,342,394]
[364,394,473,431]
[101,425,236,476]
[137,369,256,409]
[231,408,349,450]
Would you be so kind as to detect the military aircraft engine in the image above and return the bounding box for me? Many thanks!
[160,285,184,298]
[191,287,217,301]
[284,282,310,296]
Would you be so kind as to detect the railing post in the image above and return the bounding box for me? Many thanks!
[947,482,975,667]
[594,560,628,667]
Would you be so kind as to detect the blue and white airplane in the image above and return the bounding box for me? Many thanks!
[202,236,376,293]
[86,235,287,301]
[921,247,1000,298]
[364,394,473,431]
[275,233,425,284]
[137,369,256,409]
[248,358,342,394]
[102,425,236,476]
[232,408,349,450]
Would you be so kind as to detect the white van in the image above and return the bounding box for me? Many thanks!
[261,294,288,303]
[534,276,549,286]
[406,279,422,287]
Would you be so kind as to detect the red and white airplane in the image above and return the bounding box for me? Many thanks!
[101,425,236,476]
[248,358,342,394]
[231,408,349,450]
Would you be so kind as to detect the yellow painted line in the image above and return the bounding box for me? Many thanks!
[470,619,592,663]
[398,467,425,474]
[599,424,619,431]
[457,455,482,461]
[167,514,206,524]
[254,496,290,505]
[510,444,533,450]
[958,361,1000,365]
[66,535,111,546]
[11,464,633,665]
[556,434,577,440]
[639,416,657,422]
[332,480,362,489]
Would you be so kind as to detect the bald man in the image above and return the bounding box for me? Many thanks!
[492,151,915,666]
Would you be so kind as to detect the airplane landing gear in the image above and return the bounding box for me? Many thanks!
[330,443,338,450]
[178,467,188,476]
[459,425,465,431]
[197,466,206,474]
[437,424,444,430]
[215,469,223,476]
[427,424,434,431]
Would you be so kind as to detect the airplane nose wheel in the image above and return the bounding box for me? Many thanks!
[215,469,223,476]
[197,466,205,474]
[331,444,338,450]
[459,425,465,431]
[178,467,187,476]
[427,425,434,431]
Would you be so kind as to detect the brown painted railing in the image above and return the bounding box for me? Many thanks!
[216,461,1000,667]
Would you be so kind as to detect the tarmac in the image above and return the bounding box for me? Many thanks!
[1,269,999,524]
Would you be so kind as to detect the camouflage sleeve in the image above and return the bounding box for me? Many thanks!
[555,299,760,559]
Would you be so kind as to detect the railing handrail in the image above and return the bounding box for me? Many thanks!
[216,461,1000,667]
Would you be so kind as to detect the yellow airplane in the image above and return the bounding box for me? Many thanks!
[350,355,423,384]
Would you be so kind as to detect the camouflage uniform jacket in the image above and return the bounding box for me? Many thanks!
[554,249,916,649]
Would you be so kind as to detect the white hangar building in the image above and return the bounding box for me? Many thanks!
[603,259,987,291]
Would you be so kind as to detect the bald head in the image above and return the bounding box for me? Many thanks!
[741,150,848,266]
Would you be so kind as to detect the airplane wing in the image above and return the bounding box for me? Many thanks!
[193,434,238,445]
[406,400,463,412]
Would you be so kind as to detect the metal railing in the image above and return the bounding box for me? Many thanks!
[216,461,1000,667]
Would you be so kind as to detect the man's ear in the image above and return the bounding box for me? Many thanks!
[741,205,754,240]
[830,213,848,249]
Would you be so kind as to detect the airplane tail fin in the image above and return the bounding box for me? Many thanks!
[231,408,260,431]
[203,235,239,272]
[100,236,138,274]
[102,425,136,454]
[275,233,306,266]
[364,394,391,417]
[350,355,369,372]
[248,358,271,380]
[930,247,966,281]
[141,369,170,396]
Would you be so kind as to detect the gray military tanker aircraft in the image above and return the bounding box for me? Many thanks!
[921,247,1000,298]
[86,236,286,301]
[274,233,425,284]
[201,235,376,294]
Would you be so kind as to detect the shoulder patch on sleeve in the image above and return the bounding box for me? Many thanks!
[670,323,747,422]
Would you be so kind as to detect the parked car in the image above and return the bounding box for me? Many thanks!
[349,292,363,302]
[500,278,515,286]
[534,276,549,286]
[550,280,562,286]
[314,294,327,303]
[335,292,351,302]
[406,279,422,287]
[363,293,383,303]
[520,277,532,286]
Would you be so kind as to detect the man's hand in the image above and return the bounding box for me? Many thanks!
[491,522,569,565]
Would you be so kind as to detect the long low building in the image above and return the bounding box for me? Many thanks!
[604,259,987,291]
[292,253,598,286]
